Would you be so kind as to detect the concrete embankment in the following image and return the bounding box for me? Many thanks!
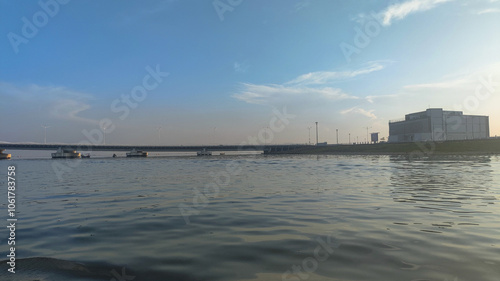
[270,139,500,155]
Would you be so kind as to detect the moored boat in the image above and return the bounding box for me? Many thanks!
[0,149,11,160]
[197,148,212,156]
[51,148,81,159]
[126,149,148,157]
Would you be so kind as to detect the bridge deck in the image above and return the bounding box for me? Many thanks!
[0,143,310,152]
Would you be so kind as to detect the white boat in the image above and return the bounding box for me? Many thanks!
[197,148,212,156]
[51,148,81,159]
[126,149,148,157]
[0,149,11,160]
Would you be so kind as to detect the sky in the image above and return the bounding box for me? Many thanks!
[1,0,500,146]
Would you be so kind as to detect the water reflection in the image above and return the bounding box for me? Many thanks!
[389,155,497,225]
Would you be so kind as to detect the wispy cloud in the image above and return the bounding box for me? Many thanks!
[365,94,399,104]
[50,99,92,123]
[477,8,500,14]
[403,62,500,91]
[232,83,356,105]
[380,0,454,26]
[0,82,96,124]
[285,62,386,86]
[294,0,311,12]
[234,61,249,73]
[391,61,500,116]
[232,63,388,105]
[404,77,473,90]
[340,107,377,120]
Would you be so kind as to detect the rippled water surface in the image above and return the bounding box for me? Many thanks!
[1,155,499,280]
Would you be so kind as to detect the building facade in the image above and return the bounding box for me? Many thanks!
[389,108,489,142]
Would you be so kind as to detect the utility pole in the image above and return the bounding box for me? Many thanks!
[103,126,107,145]
[157,126,162,145]
[336,129,339,145]
[364,126,372,144]
[349,133,351,144]
[41,125,50,144]
[263,127,269,146]
[307,127,312,145]
[315,122,319,145]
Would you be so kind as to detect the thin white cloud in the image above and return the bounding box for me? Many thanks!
[365,94,399,104]
[230,61,395,107]
[392,62,500,117]
[477,8,500,14]
[380,0,454,26]
[234,61,249,73]
[294,0,311,12]
[404,77,473,90]
[232,83,357,105]
[285,62,386,86]
[0,82,96,124]
[49,99,92,123]
[340,107,377,120]
[233,63,388,105]
[403,62,500,90]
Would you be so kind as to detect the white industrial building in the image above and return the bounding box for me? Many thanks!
[389,108,489,142]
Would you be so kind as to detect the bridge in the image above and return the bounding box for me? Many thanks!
[0,143,310,158]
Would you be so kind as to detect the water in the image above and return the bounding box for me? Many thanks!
[1,155,499,280]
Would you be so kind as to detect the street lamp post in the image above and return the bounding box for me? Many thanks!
[336,129,339,145]
[262,127,270,146]
[41,125,50,144]
[157,126,162,145]
[264,127,267,146]
[364,126,372,144]
[315,122,319,145]
[103,127,107,145]
[349,133,351,144]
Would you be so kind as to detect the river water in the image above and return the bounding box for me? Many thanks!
[1,154,499,280]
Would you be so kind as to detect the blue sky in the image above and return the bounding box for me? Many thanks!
[1,0,500,145]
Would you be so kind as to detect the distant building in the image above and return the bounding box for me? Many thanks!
[388,108,489,142]
[371,132,379,143]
